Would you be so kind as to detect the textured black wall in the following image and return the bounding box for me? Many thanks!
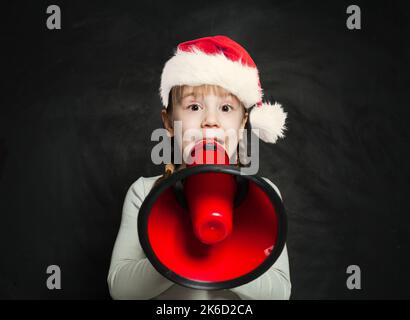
[1,0,409,299]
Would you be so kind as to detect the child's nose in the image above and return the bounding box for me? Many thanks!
[201,111,220,128]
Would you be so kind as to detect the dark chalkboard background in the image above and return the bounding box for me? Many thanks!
[1,0,409,299]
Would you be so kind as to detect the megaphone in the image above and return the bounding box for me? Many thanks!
[138,139,287,290]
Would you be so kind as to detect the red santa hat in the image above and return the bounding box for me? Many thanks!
[159,35,287,144]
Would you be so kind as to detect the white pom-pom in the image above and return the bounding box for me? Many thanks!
[249,102,287,144]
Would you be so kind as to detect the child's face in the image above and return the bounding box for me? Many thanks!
[164,86,248,163]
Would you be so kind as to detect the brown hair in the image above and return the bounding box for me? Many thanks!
[154,85,251,187]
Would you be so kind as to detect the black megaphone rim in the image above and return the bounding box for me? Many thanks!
[137,164,287,290]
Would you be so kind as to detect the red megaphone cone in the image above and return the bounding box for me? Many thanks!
[183,139,237,245]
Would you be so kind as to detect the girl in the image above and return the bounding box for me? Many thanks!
[107,35,291,300]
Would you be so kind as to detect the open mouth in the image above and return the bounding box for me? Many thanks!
[201,135,225,144]
[195,137,225,150]
[182,135,229,163]
[202,129,225,145]
[186,138,230,166]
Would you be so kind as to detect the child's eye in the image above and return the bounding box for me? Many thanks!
[221,104,233,112]
[188,104,201,111]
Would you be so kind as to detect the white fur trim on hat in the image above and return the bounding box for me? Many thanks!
[160,47,262,108]
[249,102,287,143]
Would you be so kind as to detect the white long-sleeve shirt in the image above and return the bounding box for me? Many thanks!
[107,174,291,300]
